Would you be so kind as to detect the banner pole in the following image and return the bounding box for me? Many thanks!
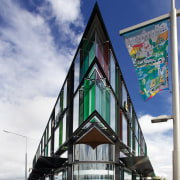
[171,0,180,180]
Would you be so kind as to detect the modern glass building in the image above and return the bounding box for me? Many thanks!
[28,3,154,180]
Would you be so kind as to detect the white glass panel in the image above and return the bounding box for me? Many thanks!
[48,120,51,139]
[122,113,127,145]
[74,52,80,92]
[124,171,132,180]
[73,164,114,180]
[136,139,139,156]
[129,103,132,120]
[54,127,59,152]
[60,151,68,158]
[62,113,66,144]
[41,139,44,153]
[63,81,67,109]
[110,53,116,92]
[110,93,116,131]
[55,98,61,123]
[48,141,51,156]
[122,82,127,107]
[135,119,139,138]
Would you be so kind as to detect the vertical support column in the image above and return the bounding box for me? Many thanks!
[67,67,74,180]
[170,1,180,180]
[115,141,120,180]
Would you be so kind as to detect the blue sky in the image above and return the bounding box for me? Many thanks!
[0,0,179,179]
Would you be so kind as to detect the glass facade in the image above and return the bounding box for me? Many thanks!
[74,144,114,161]
[54,169,67,180]
[73,163,114,180]
[30,4,152,180]
[124,171,132,180]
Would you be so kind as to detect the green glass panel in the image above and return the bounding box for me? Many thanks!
[80,60,84,82]
[84,80,90,120]
[83,51,89,75]
[46,145,48,156]
[91,80,95,113]
[99,83,104,119]
[89,42,95,65]
[59,121,63,146]
[90,118,95,123]
[79,90,84,125]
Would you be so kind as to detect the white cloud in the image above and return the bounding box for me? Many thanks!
[139,114,173,180]
[139,114,173,135]
[47,0,82,23]
[0,0,83,179]
[43,0,84,46]
[0,96,56,179]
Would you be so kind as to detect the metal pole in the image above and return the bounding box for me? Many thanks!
[170,0,180,179]
[25,136,27,180]
[3,130,27,180]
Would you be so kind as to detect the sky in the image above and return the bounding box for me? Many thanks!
[0,0,179,179]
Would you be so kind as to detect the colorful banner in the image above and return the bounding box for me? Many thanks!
[123,19,169,101]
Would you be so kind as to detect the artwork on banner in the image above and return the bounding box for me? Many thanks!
[123,19,169,101]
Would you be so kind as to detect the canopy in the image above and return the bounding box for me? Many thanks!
[120,156,154,176]
[28,156,67,180]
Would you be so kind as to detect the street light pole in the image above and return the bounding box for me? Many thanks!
[3,130,27,180]
[170,0,180,180]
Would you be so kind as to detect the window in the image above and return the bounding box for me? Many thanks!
[48,140,51,156]
[41,139,44,155]
[63,81,67,110]
[95,34,110,79]
[135,139,139,156]
[62,113,66,144]
[84,79,95,120]
[48,119,51,139]
[110,93,116,132]
[110,52,116,92]
[122,113,127,145]
[73,164,114,180]
[80,39,95,82]
[45,176,50,180]
[54,126,59,152]
[54,169,67,180]
[55,97,61,125]
[131,130,134,154]
[135,118,139,139]
[95,74,110,125]
[124,171,132,180]
[129,103,132,120]
[73,92,79,132]
[122,82,127,108]
[74,51,80,93]
[95,33,104,67]
[74,144,114,161]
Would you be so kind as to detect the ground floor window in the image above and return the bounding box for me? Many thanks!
[124,171,132,180]
[54,168,67,180]
[45,176,50,180]
[73,163,114,180]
